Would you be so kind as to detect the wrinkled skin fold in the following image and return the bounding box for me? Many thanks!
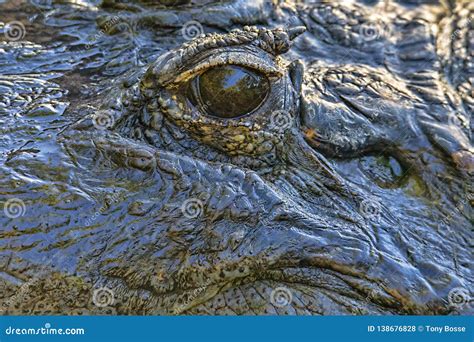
[0,0,472,315]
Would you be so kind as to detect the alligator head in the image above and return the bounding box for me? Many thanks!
[51,24,470,315]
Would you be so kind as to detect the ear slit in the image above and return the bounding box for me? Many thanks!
[289,60,304,96]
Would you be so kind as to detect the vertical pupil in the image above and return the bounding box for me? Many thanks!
[197,65,269,119]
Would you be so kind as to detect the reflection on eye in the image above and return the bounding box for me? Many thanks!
[190,65,270,119]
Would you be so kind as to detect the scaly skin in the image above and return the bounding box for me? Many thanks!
[0,0,472,315]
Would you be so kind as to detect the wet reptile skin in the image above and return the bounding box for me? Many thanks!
[0,0,472,315]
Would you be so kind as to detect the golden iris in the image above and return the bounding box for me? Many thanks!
[195,65,269,119]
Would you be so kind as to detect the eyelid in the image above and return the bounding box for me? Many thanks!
[170,49,283,85]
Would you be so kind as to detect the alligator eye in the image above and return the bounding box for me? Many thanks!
[190,65,270,119]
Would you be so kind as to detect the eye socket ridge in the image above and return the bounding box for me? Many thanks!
[172,48,283,85]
